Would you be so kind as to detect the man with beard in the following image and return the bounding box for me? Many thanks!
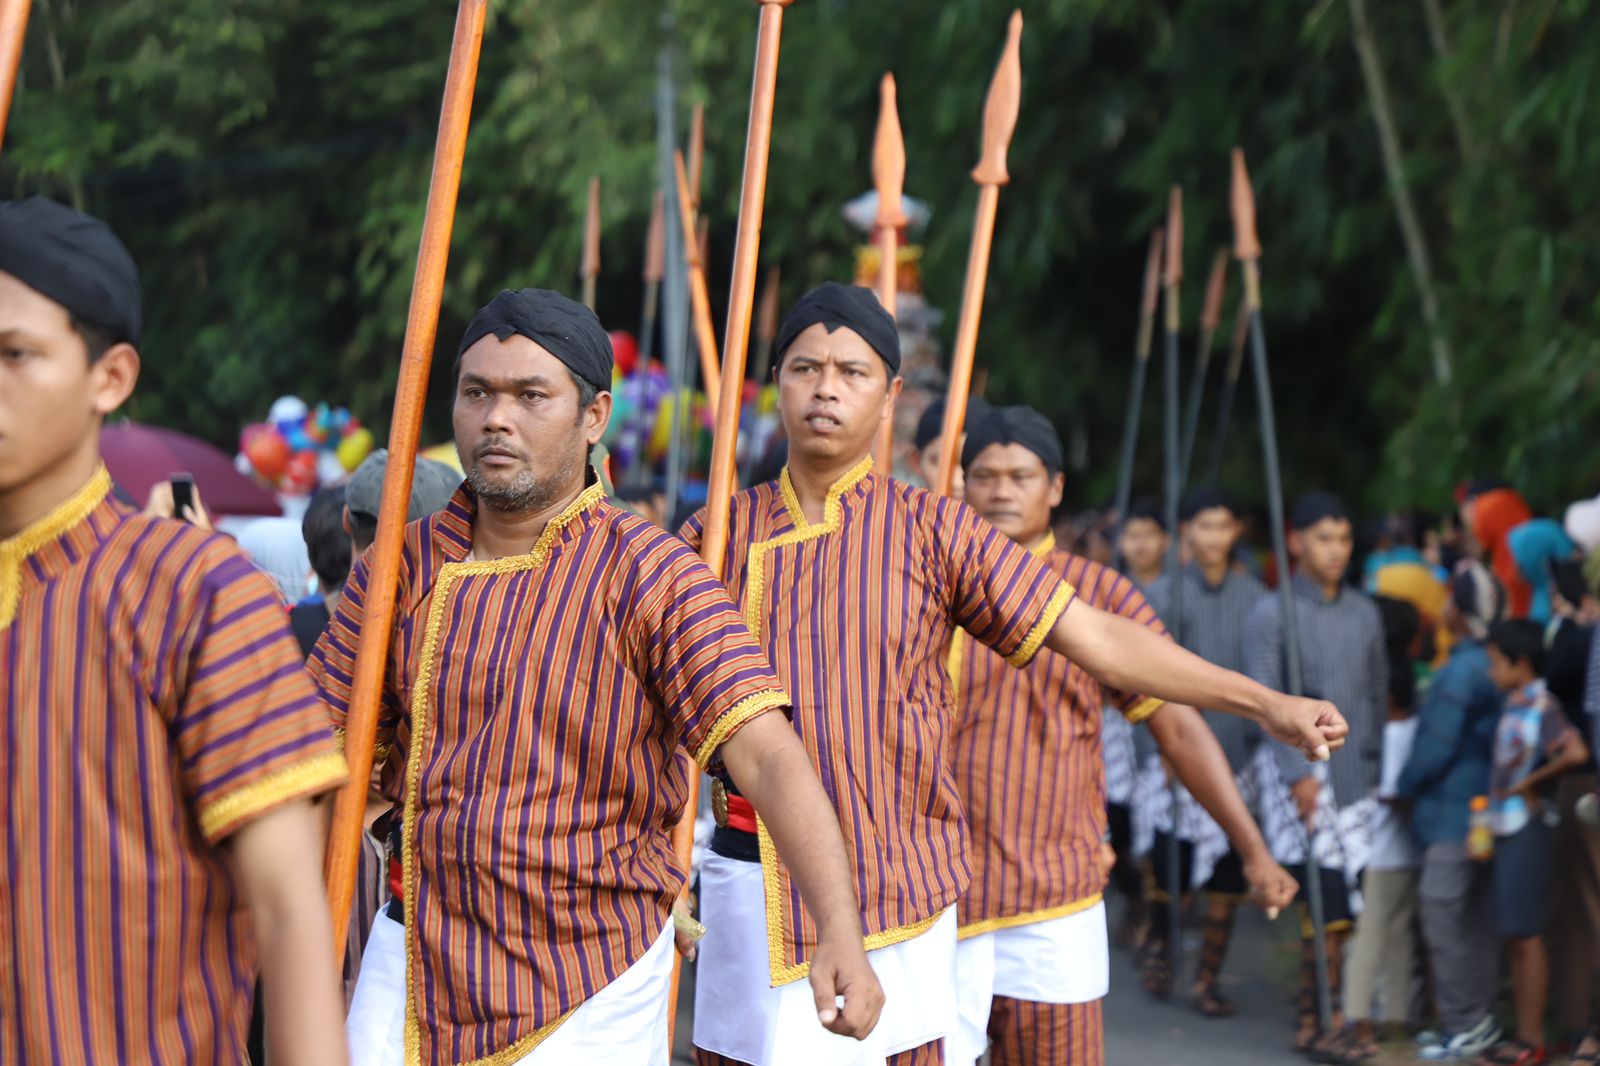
[948,407,1294,1065]
[681,283,1345,1065]
[311,288,881,1065]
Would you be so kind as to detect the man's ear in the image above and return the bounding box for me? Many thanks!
[584,391,614,448]
[90,343,140,417]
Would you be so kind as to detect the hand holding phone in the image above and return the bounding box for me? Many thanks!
[170,474,195,523]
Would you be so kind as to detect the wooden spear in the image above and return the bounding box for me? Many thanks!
[871,72,907,473]
[688,101,706,215]
[667,0,796,1036]
[1232,145,1334,1029]
[640,191,665,366]
[0,0,31,151]
[581,176,601,312]
[1179,247,1229,486]
[323,0,488,950]
[674,148,722,416]
[1204,296,1250,486]
[1110,225,1164,561]
[933,9,1023,498]
[751,266,782,385]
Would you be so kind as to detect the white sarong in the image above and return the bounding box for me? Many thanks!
[692,849,956,1065]
[346,909,675,1066]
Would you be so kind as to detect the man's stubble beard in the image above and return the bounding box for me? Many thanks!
[465,447,585,515]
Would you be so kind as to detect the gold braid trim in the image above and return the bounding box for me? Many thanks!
[0,466,111,631]
[1004,581,1076,668]
[692,689,788,770]
[400,480,606,1065]
[197,752,349,841]
[449,1008,575,1066]
[945,628,967,695]
[332,725,391,762]
[1125,697,1165,725]
[757,815,945,986]
[956,892,1104,941]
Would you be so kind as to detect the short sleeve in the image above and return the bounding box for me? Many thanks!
[175,550,347,844]
[634,537,789,770]
[306,554,408,788]
[940,498,1075,668]
[1541,697,1577,756]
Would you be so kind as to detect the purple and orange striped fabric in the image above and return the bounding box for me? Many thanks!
[948,538,1167,937]
[309,478,786,1066]
[681,457,1074,985]
[0,466,348,1064]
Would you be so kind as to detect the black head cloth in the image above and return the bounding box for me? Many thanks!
[914,394,994,451]
[457,288,613,393]
[1291,490,1349,531]
[1181,485,1239,522]
[960,405,1064,473]
[774,282,901,375]
[0,197,142,347]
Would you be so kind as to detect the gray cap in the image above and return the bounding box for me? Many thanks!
[345,449,462,522]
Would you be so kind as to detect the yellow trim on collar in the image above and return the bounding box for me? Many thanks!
[1004,580,1075,668]
[197,752,348,842]
[1027,531,1056,558]
[399,478,606,1065]
[0,465,112,630]
[956,892,1104,941]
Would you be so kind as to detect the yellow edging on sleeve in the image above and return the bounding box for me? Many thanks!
[1006,581,1076,668]
[197,751,349,841]
[693,690,788,769]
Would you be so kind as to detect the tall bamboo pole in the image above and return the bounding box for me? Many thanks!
[933,10,1023,498]
[871,72,906,472]
[0,0,32,151]
[666,0,796,1039]
[324,0,488,950]
[581,176,601,312]
[1233,146,1334,1030]
[1159,184,1187,990]
[674,149,722,416]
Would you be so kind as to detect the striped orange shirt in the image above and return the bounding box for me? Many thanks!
[948,537,1167,937]
[681,457,1074,985]
[309,477,786,1066]
[0,466,348,1064]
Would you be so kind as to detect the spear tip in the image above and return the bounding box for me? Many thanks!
[1140,226,1164,318]
[971,9,1024,187]
[1200,246,1229,331]
[873,72,908,228]
[1164,184,1183,286]
[582,177,601,280]
[644,191,665,284]
[688,104,706,207]
[1230,147,1262,261]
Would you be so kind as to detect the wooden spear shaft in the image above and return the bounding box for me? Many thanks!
[934,9,1023,498]
[323,0,488,951]
[0,0,31,151]
[1205,296,1250,486]
[667,0,794,1037]
[1179,246,1228,486]
[1232,145,1334,1029]
[581,176,601,312]
[872,71,907,472]
[1110,225,1164,566]
[674,149,722,416]
[1159,183,1187,989]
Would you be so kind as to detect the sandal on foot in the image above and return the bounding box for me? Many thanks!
[1190,983,1237,1019]
[1476,1041,1546,1066]
[1294,1015,1321,1055]
[1140,946,1172,1000]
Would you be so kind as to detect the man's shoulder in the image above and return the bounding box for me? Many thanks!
[599,503,705,571]
[110,514,261,588]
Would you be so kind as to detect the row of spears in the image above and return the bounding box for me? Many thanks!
[0,0,1339,1040]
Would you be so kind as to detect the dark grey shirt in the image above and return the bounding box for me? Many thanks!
[1146,564,1268,773]
[1244,575,1388,804]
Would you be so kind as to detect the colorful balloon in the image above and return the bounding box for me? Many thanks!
[282,450,319,496]
[337,426,375,472]
[244,426,291,481]
[608,331,639,378]
[268,395,308,428]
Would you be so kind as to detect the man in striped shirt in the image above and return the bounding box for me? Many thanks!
[1139,487,1269,1014]
[948,407,1295,1065]
[311,288,880,1066]
[0,198,350,1064]
[682,284,1345,1066]
[1245,491,1387,1050]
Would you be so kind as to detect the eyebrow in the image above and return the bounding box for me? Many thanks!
[459,372,561,391]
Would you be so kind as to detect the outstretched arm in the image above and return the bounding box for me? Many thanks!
[1146,705,1296,913]
[227,799,349,1066]
[1045,598,1347,761]
[719,713,884,1041]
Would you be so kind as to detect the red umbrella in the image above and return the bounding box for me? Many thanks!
[100,421,282,517]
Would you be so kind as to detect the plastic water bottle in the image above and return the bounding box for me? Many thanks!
[1467,795,1494,861]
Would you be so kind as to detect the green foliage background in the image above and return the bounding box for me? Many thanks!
[7,0,1598,515]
